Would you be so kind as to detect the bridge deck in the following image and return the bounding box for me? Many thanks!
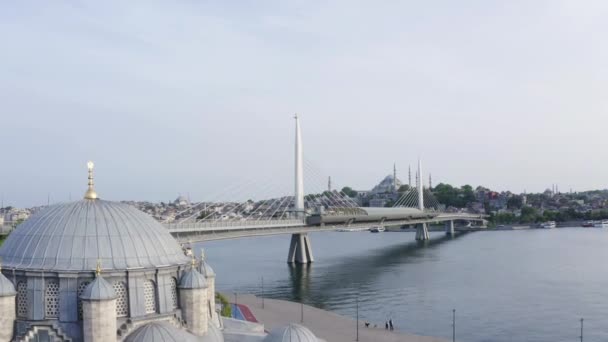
[167,213,486,243]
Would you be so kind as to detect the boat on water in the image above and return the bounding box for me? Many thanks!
[538,221,556,229]
[582,221,594,228]
[337,227,368,232]
[370,226,385,233]
[593,220,608,228]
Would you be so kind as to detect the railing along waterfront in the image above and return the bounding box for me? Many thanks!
[164,219,306,231]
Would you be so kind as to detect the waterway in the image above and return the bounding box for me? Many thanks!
[197,228,608,342]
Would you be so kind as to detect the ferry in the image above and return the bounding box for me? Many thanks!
[370,226,385,233]
[538,221,556,229]
[593,220,608,228]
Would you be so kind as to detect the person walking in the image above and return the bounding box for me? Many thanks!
[385,322,389,330]
[389,319,394,331]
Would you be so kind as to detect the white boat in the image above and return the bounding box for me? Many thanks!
[538,221,556,229]
[337,227,368,232]
[370,226,385,233]
[593,220,608,228]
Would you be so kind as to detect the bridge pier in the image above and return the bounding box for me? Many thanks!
[445,220,455,236]
[287,233,314,264]
[415,223,430,241]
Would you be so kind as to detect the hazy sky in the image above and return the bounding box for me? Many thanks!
[1,1,608,207]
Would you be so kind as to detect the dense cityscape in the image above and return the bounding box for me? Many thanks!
[3,171,608,228]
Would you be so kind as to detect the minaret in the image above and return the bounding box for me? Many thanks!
[429,174,432,189]
[417,158,424,210]
[0,261,16,342]
[328,176,332,192]
[408,166,412,187]
[294,114,304,218]
[180,256,209,336]
[199,248,217,326]
[81,261,116,342]
[393,163,397,191]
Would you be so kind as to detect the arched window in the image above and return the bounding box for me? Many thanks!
[169,277,178,310]
[17,281,28,318]
[113,281,129,317]
[77,281,90,320]
[143,280,157,314]
[45,280,60,318]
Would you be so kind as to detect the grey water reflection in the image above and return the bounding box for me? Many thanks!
[285,233,463,308]
[200,229,608,342]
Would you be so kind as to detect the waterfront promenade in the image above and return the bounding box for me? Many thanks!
[234,294,448,342]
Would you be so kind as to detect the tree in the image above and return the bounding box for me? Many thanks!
[507,196,523,209]
[397,185,411,192]
[520,206,538,223]
[341,187,358,198]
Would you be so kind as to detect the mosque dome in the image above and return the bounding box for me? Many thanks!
[264,324,319,342]
[201,260,215,278]
[0,199,189,272]
[80,275,116,301]
[179,267,208,289]
[124,322,201,342]
[200,323,224,342]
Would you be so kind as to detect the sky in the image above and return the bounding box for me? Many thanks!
[1,1,608,207]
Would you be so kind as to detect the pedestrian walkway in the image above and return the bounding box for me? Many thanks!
[231,294,449,342]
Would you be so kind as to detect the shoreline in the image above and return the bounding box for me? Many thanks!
[228,293,449,342]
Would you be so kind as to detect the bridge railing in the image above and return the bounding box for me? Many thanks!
[164,218,305,230]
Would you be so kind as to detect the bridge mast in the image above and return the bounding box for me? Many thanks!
[415,158,430,240]
[289,114,313,263]
[294,114,305,218]
[418,158,424,210]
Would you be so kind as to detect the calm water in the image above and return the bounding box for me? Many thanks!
[197,228,608,341]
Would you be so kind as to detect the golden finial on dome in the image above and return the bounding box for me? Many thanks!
[95,259,102,276]
[84,161,98,200]
[190,255,197,269]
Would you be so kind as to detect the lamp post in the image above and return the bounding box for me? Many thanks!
[234,293,238,318]
[356,296,359,342]
[261,276,265,309]
[452,309,456,342]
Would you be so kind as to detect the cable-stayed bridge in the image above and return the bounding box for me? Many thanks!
[165,115,487,263]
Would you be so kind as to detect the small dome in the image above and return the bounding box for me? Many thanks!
[0,200,189,271]
[201,323,224,342]
[264,324,319,342]
[80,275,116,301]
[200,260,215,278]
[0,272,16,297]
[179,268,208,289]
[125,322,201,342]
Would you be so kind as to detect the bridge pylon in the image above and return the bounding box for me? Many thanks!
[288,115,314,263]
[287,233,314,264]
[415,223,430,241]
[415,159,430,241]
[445,220,455,236]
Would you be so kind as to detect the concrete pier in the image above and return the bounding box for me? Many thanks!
[287,233,314,264]
[415,223,430,241]
[445,220,455,236]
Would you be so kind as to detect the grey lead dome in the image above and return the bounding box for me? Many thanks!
[264,324,319,342]
[124,322,202,342]
[0,199,189,271]
[80,276,116,301]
